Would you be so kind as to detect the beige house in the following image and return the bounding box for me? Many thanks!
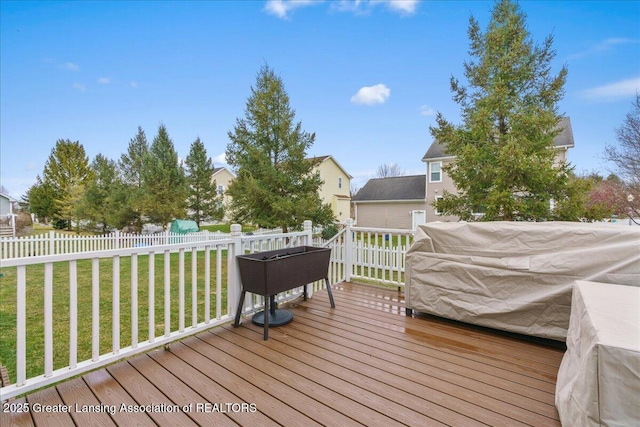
[354,117,575,229]
[217,156,352,224]
[311,155,352,224]
[352,175,427,229]
[212,167,235,221]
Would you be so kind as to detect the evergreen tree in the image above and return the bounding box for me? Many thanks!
[184,137,223,226]
[119,126,149,233]
[142,123,187,227]
[42,139,93,230]
[24,176,56,224]
[81,154,121,232]
[430,0,581,221]
[226,64,334,231]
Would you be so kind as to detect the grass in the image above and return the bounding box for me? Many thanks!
[0,249,229,384]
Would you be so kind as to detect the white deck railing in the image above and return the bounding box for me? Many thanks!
[318,219,413,288]
[0,220,412,400]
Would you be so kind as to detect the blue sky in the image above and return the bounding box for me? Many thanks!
[1,0,639,200]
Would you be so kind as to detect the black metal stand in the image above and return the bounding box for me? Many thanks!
[233,278,335,340]
[251,296,294,327]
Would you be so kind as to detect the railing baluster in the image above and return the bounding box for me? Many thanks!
[113,255,120,354]
[164,250,170,337]
[205,246,211,323]
[191,248,197,328]
[216,246,222,320]
[16,265,26,386]
[44,262,53,377]
[179,248,185,332]
[131,253,138,348]
[92,258,99,361]
[149,251,155,343]
[69,260,78,369]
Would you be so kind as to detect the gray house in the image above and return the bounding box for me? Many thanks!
[0,193,16,217]
[352,175,427,229]
[354,117,575,229]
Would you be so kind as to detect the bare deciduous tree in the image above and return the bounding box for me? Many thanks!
[604,93,640,192]
[376,163,405,178]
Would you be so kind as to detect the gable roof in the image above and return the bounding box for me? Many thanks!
[307,155,353,179]
[422,116,575,161]
[212,167,235,177]
[352,175,426,202]
[0,193,17,202]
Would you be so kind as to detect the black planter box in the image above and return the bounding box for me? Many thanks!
[234,246,335,339]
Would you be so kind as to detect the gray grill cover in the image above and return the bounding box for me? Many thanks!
[405,221,640,341]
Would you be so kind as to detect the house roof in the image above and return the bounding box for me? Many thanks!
[310,155,353,179]
[307,155,353,179]
[212,167,235,177]
[0,193,17,202]
[422,116,575,161]
[352,175,426,202]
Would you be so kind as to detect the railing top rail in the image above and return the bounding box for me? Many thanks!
[241,230,308,243]
[351,226,415,235]
[0,237,234,267]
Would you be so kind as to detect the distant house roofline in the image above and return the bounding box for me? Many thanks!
[212,166,235,177]
[422,116,575,161]
[352,174,426,202]
[307,155,353,179]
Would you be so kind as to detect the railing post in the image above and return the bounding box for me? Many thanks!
[303,220,313,246]
[345,218,353,282]
[303,220,314,298]
[229,224,243,318]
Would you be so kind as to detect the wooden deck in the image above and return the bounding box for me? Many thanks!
[1,282,565,427]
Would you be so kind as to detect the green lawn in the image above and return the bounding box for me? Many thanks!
[0,250,229,383]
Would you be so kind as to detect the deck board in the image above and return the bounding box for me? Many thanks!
[0,282,564,426]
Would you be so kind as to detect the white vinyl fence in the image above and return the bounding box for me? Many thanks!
[0,230,232,260]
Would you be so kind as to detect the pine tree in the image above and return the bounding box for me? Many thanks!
[119,126,149,233]
[42,139,93,230]
[184,137,223,226]
[226,64,334,231]
[142,123,187,227]
[81,154,122,232]
[24,176,56,224]
[430,0,581,221]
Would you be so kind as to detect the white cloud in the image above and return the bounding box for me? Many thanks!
[332,0,419,16]
[62,62,79,71]
[569,38,640,60]
[581,77,640,102]
[72,83,86,91]
[97,77,111,84]
[130,81,138,88]
[264,0,318,19]
[385,0,419,15]
[213,152,228,166]
[419,104,435,116]
[351,84,390,105]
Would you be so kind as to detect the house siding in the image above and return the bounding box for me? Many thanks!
[425,158,459,223]
[314,156,351,224]
[355,202,428,229]
[212,168,235,221]
[0,195,14,217]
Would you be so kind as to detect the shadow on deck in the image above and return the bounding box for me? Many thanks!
[0,282,564,427]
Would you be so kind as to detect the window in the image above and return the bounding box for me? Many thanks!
[434,195,444,215]
[429,162,442,182]
[217,185,224,195]
[338,177,342,189]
